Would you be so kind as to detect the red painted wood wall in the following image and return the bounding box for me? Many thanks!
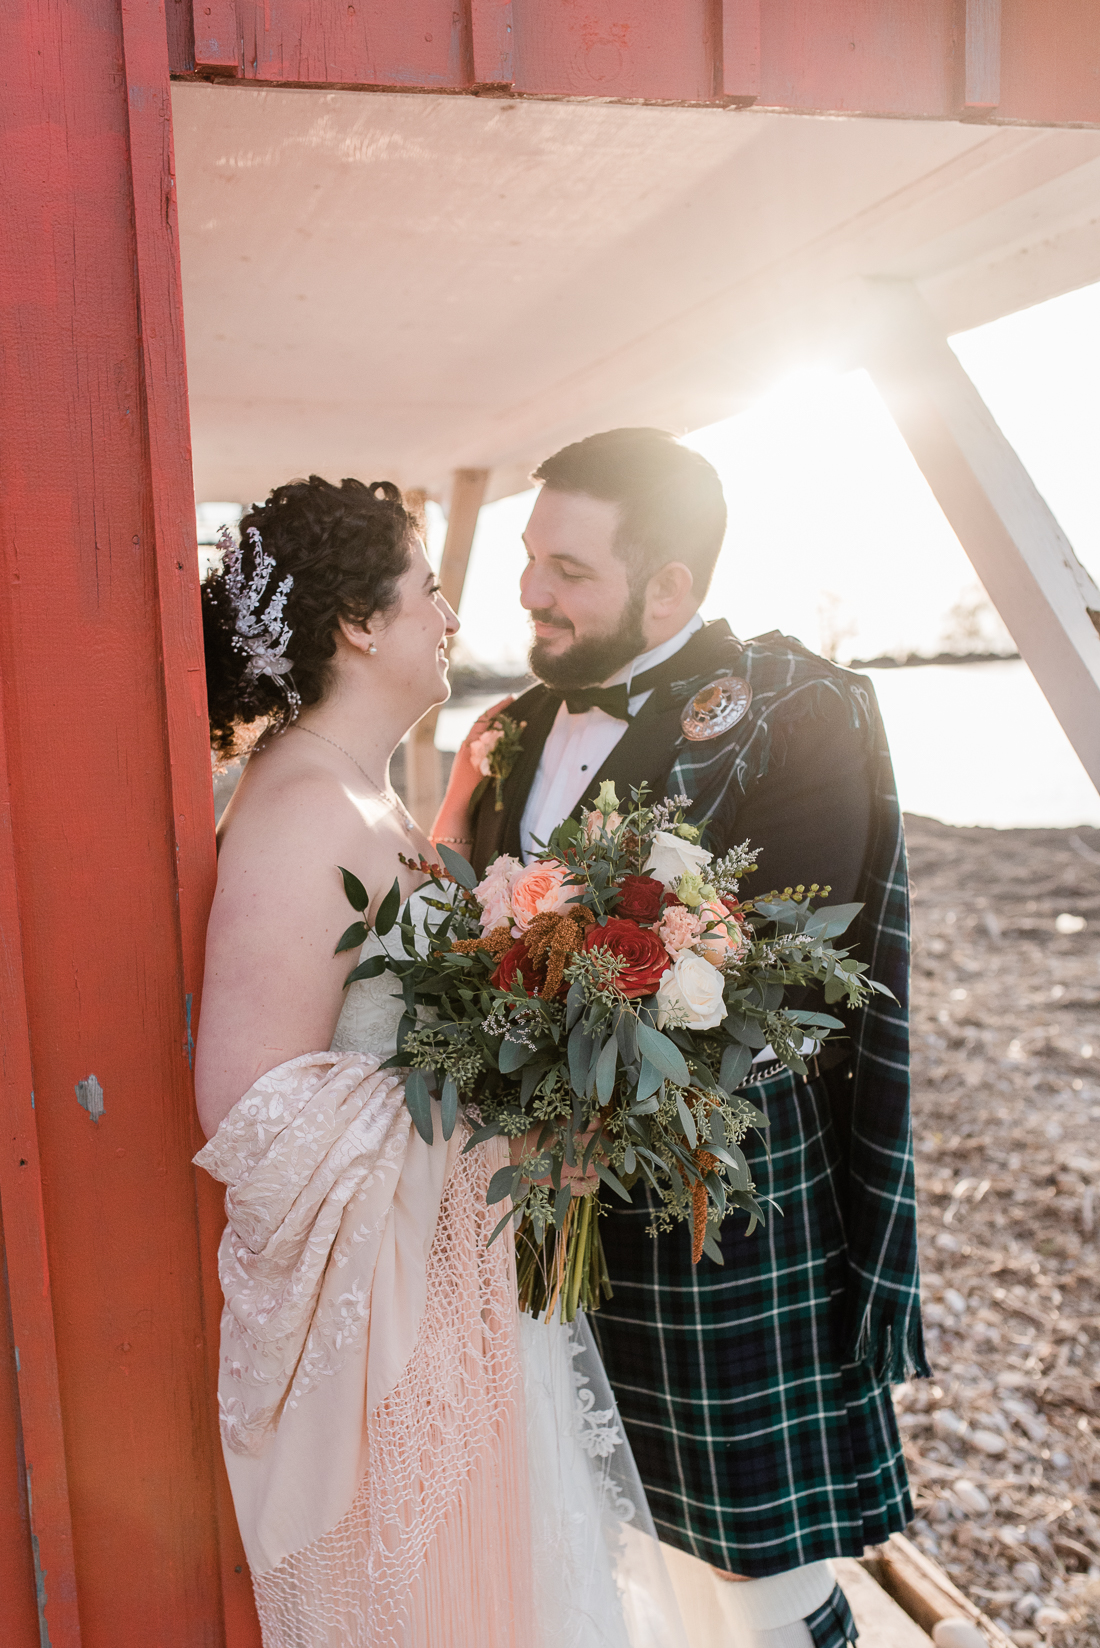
[2,0,1099,1641]
[167,0,1100,127]
[0,0,255,1641]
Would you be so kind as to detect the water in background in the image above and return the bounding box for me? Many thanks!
[434,659,1100,830]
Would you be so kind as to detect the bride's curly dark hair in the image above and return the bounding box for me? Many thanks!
[202,475,415,759]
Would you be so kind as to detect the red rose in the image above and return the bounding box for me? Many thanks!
[615,873,665,924]
[582,917,670,999]
[491,938,546,994]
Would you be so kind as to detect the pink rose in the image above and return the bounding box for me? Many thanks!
[474,854,522,931]
[510,859,573,932]
[584,809,622,840]
[468,724,504,778]
[658,903,705,956]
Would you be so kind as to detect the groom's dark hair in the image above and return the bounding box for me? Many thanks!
[532,428,727,598]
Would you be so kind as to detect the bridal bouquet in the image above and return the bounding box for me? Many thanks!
[337,783,887,1322]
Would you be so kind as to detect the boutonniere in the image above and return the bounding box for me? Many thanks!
[468,712,526,812]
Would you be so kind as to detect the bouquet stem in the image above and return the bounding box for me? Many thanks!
[515,1195,613,1323]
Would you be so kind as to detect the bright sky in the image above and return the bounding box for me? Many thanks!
[199,278,1100,827]
[441,279,1100,675]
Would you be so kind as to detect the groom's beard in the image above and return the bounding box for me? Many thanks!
[528,589,647,690]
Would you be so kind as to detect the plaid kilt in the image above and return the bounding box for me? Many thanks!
[590,1061,912,1576]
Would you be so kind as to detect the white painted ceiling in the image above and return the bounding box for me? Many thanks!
[172,84,1100,505]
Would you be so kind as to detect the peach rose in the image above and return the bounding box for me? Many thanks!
[509,859,573,932]
[697,901,749,967]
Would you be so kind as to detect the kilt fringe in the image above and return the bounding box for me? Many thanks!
[849,1297,929,1386]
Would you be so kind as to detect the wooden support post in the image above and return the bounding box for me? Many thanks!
[403,468,489,830]
[722,0,761,105]
[861,280,1100,795]
[2,1,244,1642]
[964,0,1001,113]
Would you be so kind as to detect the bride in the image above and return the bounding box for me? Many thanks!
[193,475,687,1648]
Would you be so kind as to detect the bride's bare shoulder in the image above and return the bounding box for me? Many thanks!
[215,747,375,900]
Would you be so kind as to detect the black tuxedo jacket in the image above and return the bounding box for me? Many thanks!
[469,620,873,907]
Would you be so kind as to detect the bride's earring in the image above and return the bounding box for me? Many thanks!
[367,640,378,655]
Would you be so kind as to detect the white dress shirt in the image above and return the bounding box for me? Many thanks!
[519,613,704,860]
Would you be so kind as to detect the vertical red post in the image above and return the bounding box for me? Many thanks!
[0,0,248,1640]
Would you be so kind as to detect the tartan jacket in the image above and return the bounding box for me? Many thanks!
[471,620,928,1384]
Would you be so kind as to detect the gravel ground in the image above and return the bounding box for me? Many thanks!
[898,814,1100,1647]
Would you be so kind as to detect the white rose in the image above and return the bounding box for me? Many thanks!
[644,829,713,890]
[656,952,728,1032]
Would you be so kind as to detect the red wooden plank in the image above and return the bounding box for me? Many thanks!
[723,0,760,103]
[0,706,78,1647]
[471,0,515,86]
[193,0,240,73]
[999,0,1100,126]
[0,1216,41,1647]
[965,0,1001,110]
[1,0,229,1640]
[758,0,957,119]
[241,0,471,88]
[511,0,717,103]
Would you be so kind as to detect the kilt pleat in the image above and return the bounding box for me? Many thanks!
[590,1068,912,1577]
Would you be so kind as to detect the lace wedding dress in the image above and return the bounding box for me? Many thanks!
[196,888,687,1648]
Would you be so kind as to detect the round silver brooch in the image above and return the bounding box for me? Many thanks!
[680,675,753,742]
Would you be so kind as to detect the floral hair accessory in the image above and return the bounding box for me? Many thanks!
[219,525,300,717]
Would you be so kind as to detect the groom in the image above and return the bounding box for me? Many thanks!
[458,429,928,1647]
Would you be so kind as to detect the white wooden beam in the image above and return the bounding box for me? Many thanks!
[403,467,490,828]
[860,279,1100,793]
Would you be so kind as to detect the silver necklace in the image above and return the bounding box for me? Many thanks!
[295,725,416,831]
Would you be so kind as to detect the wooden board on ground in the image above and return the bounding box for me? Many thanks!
[870,1535,1017,1648]
[835,1557,935,1646]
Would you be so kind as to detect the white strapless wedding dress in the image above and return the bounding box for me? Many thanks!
[331,888,689,1648]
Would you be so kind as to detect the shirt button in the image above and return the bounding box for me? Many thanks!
[581,764,588,771]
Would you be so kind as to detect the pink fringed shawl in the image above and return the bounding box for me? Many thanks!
[195,1051,534,1647]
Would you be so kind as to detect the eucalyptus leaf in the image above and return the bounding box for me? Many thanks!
[614,1011,638,1067]
[635,1021,690,1086]
[520,1061,547,1106]
[635,1056,664,1105]
[594,1035,618,1105]
[675,1093,697,1149]
[553,1184,572,1229]
[499,1036,534,1074]
[594,1161,632,1202]
[334,920,368,956]
[701,1229,725,1266]
[338,865,369,913]
[404,1068,434,1145]
[436,841,477,890]
[565,980,586,1030]
[440,1075,458,1140]
[487,1163,521,1206]
[567,1022,594,1097]
[802,901,863,940]
[343,954,388,986]
[462,1120,503,1152]
[719,1041,754,1092]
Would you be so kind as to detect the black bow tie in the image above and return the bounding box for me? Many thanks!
[562,683,633,721]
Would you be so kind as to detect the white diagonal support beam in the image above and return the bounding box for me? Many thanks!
[860,280,1100,793]
[404,468,490,828]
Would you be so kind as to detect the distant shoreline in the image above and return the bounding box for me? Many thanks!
[447,650,1023,705]
[848,649,1020,671]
